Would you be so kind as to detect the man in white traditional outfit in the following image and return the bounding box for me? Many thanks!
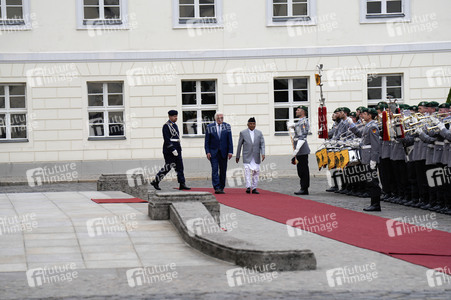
[236,117,266,194]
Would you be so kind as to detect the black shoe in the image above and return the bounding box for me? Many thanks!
[337,189,347,194]
[150,181,161,190]
[413,201,426,208]
[360,193,370,198]
[420,204,431,210]
[444,209,451,215]
[246,188,251,194]
[429,205,442,212]
[215,189,225,194]
[179,183,191,190]
[344,190,354,195]
[363,204,381,212]
[326,187,338,192]
[294,189,309,195]
[252,189,260,194]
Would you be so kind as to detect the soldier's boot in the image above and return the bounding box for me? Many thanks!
[326,186,338,192]
[150,180,161,190]
[363,198,381,212]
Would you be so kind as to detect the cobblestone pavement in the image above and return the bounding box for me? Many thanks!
[0,177,450,299]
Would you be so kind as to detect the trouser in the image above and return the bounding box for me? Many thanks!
[406,161,418,201]
[210,152,228,190]
[367,164,381,205]
[296,154,310,190]
[379,158,394,195]
[244,165,260,190]
[414,160,428,203]
[154,152,185,184]
[392,160,408,199]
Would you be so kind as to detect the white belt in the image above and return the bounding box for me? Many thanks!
[362,145,371,149]
[170,139,180,142]
[427,144,434,148]
[435,141,445,146]
[293,138,299,141]
[414,138,420,142]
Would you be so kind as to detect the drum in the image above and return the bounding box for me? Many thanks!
[347,148,361,166]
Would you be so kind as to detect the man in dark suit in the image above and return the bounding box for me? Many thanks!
[204,112,233,194]
[151,110,190,191]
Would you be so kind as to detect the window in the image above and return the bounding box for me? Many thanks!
[76,0,129,29]
[367,74,403,105]
[360,0,410,23]
[273,78,309,133]
[0,0,31,27]
[87,82,125,139]
[173,0,223,28]
[181,80,217,136]
[267,0,316,25]
[0,84,28,142]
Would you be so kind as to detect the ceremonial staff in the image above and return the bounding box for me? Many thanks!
[316,64,328,139]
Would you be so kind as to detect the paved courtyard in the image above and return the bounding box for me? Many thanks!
[0,177,450,299]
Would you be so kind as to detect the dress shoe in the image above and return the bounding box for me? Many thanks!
[337,189,348,194]
[326,187,338,192]
[294,189,309,195]
[359,193,370,198]
[179,183,191,190]
[413,201,426,208]
[420,204,431,210]
[251,189,260,194]
[443,209,451,215]
[215,190,225,194]
[429,205,442,212]
[150,181,161,190]
[363,204,381,212]
[246,188,251,194]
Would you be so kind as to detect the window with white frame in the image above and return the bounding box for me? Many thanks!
[87,82,125,139]
[0,84,28,142]
[173,0,223,27]
[360,0,410,23]
[77,0,129,28]
[0,0,31,26]
[274,78,309,133]
[181,80,217,136]
[367,74,403,105]
[267,0,316,26]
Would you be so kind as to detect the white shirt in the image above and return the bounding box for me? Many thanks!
[248,129,255,143]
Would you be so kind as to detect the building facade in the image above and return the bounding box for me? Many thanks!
[0,0,450,180]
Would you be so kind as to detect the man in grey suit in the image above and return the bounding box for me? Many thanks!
[236,117,266,194]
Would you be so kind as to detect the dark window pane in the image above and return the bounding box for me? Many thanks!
[180,0,194,4]
[108,94,123,106]
[109,124,124,136]
[387,0,402,13]
[9,85,25,95]
[184,123,198,135]
[199,0,214,3]
[201,93,216,105]
[89,112,104,123]
[387,76,402,86]
[0,127,6,139]
[293,78,308,89]
[7,7,22,19]
[367,1,381,13]
[10,114,26,125]
[367,76,382,87]
[182,81,196,93]
[0,114,5,126]
[199,5,215,17]
[273,4,288,16]
[84,7,100,19]
[88,95,104,106]
[293,3,307,16]
[104,7,120,19]
[88,83,103,94]
[183,111,197,123]
[274,91,289,102]
[293,90,308,102]
[104,0,119,5]
[368,88,382,100]
[387,87,402,99]
[273,0,288,3]
[179,5,195,18]
[201,81,215,92]
[275,121,288,132]
[275,108,289,119]
[182,94,196,105]
[10,97,25,108]
[274,79,289,90]
[84,0,99,5]
[108,112,123,124]
[11,127,26,139]
[108,82,122,93]
[6,0,23,5]
[201,110,216,123]
[0,86,4,96]
[0,97,5,109]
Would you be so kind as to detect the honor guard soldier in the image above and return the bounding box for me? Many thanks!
[288,105,310,195]
[151,110,191,191]
[350,108,382,211]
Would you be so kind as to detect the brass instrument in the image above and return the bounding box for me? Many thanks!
[427,120,451,130]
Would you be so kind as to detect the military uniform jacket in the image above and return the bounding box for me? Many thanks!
[332,118,349,140]
[419,130,437,165]
[162,120,181,154]
[439,128,451,167]
[328,121,339,139]
[294,117,310,155]
[390,140,406,161]
[350,120,380,164]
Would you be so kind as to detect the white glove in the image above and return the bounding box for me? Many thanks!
[172,150,178,156]
[430,117,440,125]
[286,121,295,129]
[347,118,354,125]
[370,160,376,170]
[437,122,445,130]
[415,127,423,135]
[293,140,305,156]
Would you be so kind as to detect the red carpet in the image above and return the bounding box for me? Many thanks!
[91,198,147,203]
[190,188,451,274]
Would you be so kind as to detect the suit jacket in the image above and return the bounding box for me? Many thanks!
[236,129,265,164]
[204,122,233,159]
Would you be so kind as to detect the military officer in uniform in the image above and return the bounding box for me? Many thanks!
[151,110,191,191]
[288,105,310,195]
[350,108,382,211]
